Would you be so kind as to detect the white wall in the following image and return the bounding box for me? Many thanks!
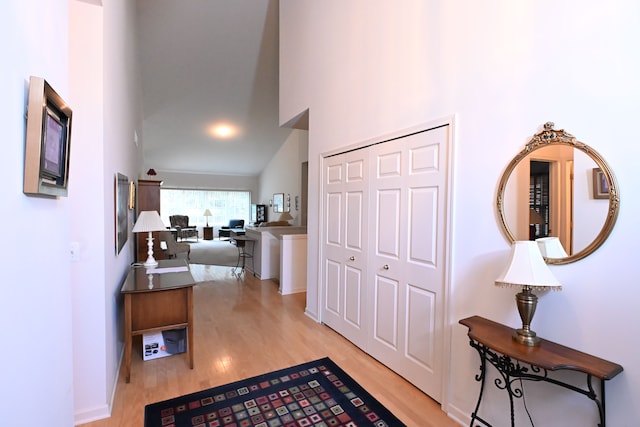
[69,0,141,424]
[258,129,308,225]
[0,3,74,426]
[280,1,640,425]
[101,0,142,420]
[259,130,308,224]
[69,1,107,422]
[3,1,139,424]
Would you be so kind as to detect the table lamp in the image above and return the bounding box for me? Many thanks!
[203,209,212,227]
[132,210,167,267]
[278,211,293,223]
[495,240,562,346]
[536,236,568,259]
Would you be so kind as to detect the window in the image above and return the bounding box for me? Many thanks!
[160,189,250,227]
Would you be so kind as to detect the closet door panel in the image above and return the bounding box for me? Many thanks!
[324,259,341,316]
[344,265,363,328]
[377,189,401,258]
[373,274,399,350]
[408,186,437,265]
[367,126,449,402]
[406,284,436,367]
[321,151,369,350]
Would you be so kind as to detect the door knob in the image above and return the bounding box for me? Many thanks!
[349,256,355,261]
[383,264,389,270]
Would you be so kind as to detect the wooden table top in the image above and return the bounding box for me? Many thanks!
[459,316,623,380]
[121,259,196,293]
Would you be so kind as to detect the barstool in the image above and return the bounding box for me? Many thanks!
[230,236,256,278]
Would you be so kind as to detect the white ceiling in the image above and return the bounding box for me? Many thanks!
[136,0,291,176]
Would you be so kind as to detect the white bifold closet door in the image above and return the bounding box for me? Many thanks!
[321,124,451,402]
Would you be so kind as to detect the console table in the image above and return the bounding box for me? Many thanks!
[459,316,622,427]
[121,260,196,382]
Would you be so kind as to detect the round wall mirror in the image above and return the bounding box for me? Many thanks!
[496,122,620,264]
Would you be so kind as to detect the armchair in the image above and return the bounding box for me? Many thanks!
[218,219,245,240]
[159,231,190,260]
[169,215,198,241]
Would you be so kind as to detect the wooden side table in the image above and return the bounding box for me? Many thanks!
[121,260,196,383]
[203,226,213,240]
[459,316,623,427]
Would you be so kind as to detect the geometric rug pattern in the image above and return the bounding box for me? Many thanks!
[144,357,406,427]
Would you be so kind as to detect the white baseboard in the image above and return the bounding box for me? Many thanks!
[74,346,123,425]
[445,402,471,426]
[74,404,111,426]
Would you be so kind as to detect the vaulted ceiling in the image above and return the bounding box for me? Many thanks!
[136,0,291,176]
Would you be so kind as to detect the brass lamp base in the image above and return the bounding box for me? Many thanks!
[513,328,541,346]
[513,286,542,347]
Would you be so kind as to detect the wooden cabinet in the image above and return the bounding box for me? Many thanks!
[136,179,165,263]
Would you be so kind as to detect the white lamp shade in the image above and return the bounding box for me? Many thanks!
[495,241,562,290]
[278,211,293,221]
[529,209,544,225]
[203,209,212,217]
[536,237,568,258]
[132,211,166,233]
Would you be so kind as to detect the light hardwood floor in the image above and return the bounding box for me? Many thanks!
[80,264,459,427]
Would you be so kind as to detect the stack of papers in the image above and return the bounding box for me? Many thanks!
[146,259,189,274]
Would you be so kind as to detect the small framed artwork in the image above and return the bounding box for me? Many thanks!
[23,76,73,197]
[592,168,609,199]
[115,173,129,254]
[128,181,136,210]
[273,193,284,213]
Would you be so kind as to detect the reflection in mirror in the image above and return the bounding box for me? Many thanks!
[497,122,619,264]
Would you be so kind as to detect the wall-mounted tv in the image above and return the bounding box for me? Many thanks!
[23,76,73,197]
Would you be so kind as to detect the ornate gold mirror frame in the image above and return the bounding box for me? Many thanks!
[497,122,620,264]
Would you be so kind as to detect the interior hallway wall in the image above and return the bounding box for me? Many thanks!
[69,0,142,423]
[1,2,75,425]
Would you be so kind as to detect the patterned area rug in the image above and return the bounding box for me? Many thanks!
[144,357,406,427]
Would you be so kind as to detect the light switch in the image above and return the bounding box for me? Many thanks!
[70,242,80,261]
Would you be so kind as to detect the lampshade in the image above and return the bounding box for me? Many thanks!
[496,240,562,346]
[132,211,166,233]
[278,212,293,222]
[529,209,544,225]
[495,241,562,291]
[132,211,166,267]
[203,209,212,217]
[536,237,568,258]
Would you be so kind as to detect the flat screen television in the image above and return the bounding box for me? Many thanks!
[24,76,73,197]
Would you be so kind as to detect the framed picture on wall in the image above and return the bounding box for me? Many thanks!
[273,193,284,213]
[115,173,129,254]
[592,168,609,199]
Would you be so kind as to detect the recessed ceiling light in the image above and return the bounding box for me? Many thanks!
[209,123,237,139]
